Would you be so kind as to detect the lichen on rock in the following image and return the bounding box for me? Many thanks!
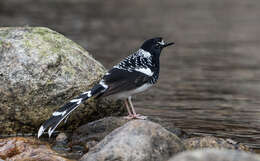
[0,27,124,135]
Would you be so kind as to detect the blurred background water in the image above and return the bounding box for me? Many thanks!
[1,0,260,148]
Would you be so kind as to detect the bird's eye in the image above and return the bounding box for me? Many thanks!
[155,43,160,48]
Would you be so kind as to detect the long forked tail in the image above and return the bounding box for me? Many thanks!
[37,83,106,138]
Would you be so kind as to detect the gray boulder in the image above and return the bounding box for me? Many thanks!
[168,148,260,161]
[80,120,185,161]
[0,27,124,134]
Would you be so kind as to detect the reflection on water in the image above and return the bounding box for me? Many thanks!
[1,0,260,149]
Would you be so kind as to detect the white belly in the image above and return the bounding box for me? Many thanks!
[112,83,153,99]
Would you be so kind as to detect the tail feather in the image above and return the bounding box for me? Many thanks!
[38,83,106,138]
[40,101,81,138]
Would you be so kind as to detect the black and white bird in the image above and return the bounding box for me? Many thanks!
[38,37,174,138]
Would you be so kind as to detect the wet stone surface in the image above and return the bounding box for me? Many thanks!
[0,137,71,161]
[0,117,257,160]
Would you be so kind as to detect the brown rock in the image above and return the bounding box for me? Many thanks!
[80,120,185,161]
[0,137,71,161]
[184,136,251,151]
[168,148,260,161]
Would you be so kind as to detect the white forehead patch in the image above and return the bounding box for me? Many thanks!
[158,40,165,45]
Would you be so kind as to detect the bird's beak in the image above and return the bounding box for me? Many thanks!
[162,42,175,48]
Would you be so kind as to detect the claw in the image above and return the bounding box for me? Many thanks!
[124,115,134,120]
[133,114,147,120]
[124,114,147,120]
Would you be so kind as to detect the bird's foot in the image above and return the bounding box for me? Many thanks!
[124,115,134,119]
[133,114,147,120]
[124,114,147,120]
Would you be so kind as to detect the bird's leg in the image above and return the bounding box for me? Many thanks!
[124,99,133,119]
[127,96,147,120]
[128,96,137,115]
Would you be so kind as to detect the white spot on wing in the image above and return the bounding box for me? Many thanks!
[113,65,121,70]
[135,68,153,76]
[53,111,67,116]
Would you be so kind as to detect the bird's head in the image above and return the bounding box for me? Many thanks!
[140,37,174,55]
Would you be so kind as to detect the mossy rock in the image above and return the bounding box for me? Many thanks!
[0,27,124,135]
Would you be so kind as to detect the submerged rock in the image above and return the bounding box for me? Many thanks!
[0,137,71,161]
[80,120,185,161]
[168,148,260,161]
[184,136,251,151]
[0,27,124,134]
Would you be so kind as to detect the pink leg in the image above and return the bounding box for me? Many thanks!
[124,99,133,119]
[127,96,147,120]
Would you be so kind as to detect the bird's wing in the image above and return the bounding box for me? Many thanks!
[100,68,151,97]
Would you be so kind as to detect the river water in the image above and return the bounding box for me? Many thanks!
[1,0,260,149]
